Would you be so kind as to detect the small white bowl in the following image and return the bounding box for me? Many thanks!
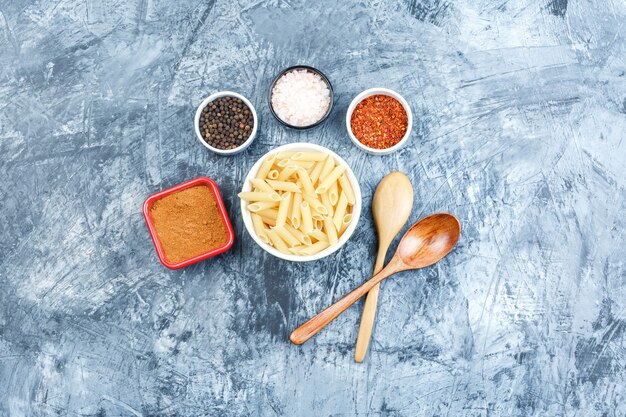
[346,87,413,155]
[194,91,258,155]
[241,143,362,262]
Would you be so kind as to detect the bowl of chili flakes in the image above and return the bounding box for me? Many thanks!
[346,88,413,155]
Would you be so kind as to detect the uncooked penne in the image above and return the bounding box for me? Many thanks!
[285,224,312,245]
[316,165,346,194]
[248,201,279,212]
[250,178,275,193]
[266,180,302,193]
[256,154,276,179]
[323,216,338,245]
[339,213,353,235]
[321,190,334,217]
[243,149,356,257]
[276,192,291,227]
[290,193,302,228]
[309,160,324,184]
[300,201,314,234]
[328,181,339,206]
[299,241,330,256]
[308,228,328,242]
[251,213,270,244]
[238,191,281,202]
[318,155,334,183]
[291,151,327,162]
[332,192,349,231]
[273,225,300,247]
[259,215,276,227]
[266,228,289,253]
[297,168,316,195]
[289,160,315,169]
[302,193,328,215]
[256,208,278,219]
[338,174,356,205]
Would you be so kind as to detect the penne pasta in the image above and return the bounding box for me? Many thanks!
[323,216,339,246]
[256,154,276,179]
[277,165,299,181]
[290,193,302,228]
[318,155,335,183]
[251,213,270,243]
[296,168,316,195]
[332,192,349,231]
[291,151,328,161]
[256,208,278,219]
[300,201,314,234]
[302,193,328,215]
[266,228,289,253]
[288,245,307,254]
[328,181,339,206]
[320,190,334,217]
[338,174,356,205]
[309,160,324,185]
[276,192,291,227]
[339,213,353,235]
[238,191,281,202]
[245,149,356,257]
[289,160,315,169]
[299,241,330,256]
[316,165,346,194]
[250,178,275,193]
[284,224,312,245]
[259,215,276,227]
[273,225,300,247]
[308,228,328,242]
[248,201,279,212]
[266,179,302,193]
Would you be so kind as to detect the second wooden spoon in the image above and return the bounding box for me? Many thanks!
[354,172,413,362]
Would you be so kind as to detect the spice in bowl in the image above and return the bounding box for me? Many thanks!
[199,96,254,150]
[149,185,230,264]
[270,68,332,128]
[350,95,408,149]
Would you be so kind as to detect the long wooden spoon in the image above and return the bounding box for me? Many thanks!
[290,213,461,345]
[354,172,413,362]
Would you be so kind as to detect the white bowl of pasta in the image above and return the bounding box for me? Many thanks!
[240,143,361,261]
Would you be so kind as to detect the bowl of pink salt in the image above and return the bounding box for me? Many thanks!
[268,65,334,130]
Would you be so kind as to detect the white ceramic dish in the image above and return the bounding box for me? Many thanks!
[345,87,413,155]
[241,143,362,262]
[194,91,258,155]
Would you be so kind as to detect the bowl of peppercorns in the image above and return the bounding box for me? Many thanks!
[195,91,258,155]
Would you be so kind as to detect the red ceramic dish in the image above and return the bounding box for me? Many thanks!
[142,177,235,269]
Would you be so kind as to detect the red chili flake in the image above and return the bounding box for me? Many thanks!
[350,95,408,149]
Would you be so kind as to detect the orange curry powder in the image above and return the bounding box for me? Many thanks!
[150,185,228,263]
[350,95,408,149]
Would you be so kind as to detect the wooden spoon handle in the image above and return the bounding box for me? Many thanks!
[354,243,388,362]
[289,261,398,345]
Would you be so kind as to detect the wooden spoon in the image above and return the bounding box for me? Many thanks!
[289,213,461,345]
[354,172,413,362]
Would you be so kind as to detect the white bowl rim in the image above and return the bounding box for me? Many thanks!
[241,143,362,262]
[345,87,413,155]
[194,91,258,155]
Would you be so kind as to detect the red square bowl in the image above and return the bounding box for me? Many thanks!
[142,177,235,269]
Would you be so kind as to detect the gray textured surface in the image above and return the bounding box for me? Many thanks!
[1,0,625,416]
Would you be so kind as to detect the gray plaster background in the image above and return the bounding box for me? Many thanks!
[0,0,625,416]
